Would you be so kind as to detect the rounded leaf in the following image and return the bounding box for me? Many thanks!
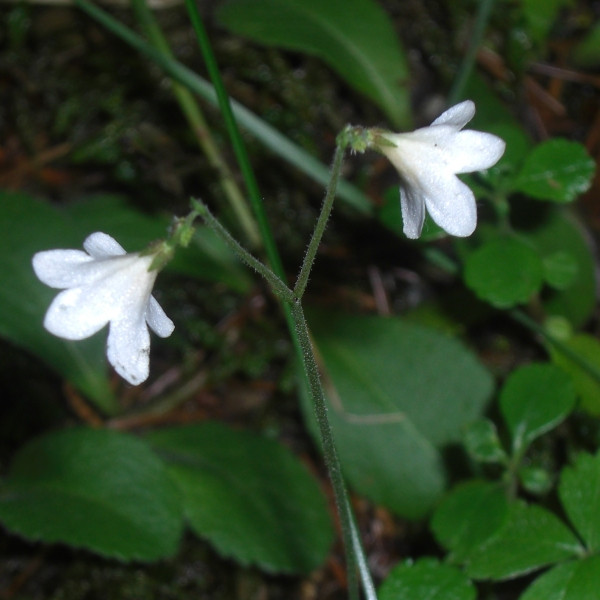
[379,558,476,600]
[0,428,183,561]
[464,237,544,308]
[499,363,576,454]
[514,139,595,203]
[147,423,333,574]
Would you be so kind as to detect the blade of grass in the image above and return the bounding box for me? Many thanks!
[75,0,372,215]
[130,0,261,247]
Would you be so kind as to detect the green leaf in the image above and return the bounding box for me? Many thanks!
[499,363,576,455]
[514,139,596,203]
[572,23,600,67]
[216,0,411,127]
[559,452,600,553]
[550,333,600,415]
[379,558,476,600]
[463,236,544,308]
[542,251,579,290]
[519,466,553,496]
[0,428,183,560]
[520,557,600,600]
[523,210,596,327]
[0,191,115,412]
[304,311,493,519]
[463,419,507,464]
[521,0,570,44]
[465,501,582,580]
[146,423,333,574]
[431,481,508,563]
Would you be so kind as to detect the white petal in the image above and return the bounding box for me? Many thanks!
[421,173,478,237]
[399,185,426,239]
[43,287,112,339]
[431,100,475,128]
[32,250,94,288]
[83,232,127,259]
[106,316,151,385]
[146,296,174,338]
[447,131,507,173]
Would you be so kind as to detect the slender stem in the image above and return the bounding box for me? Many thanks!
[184,0,286,276]
[294,144,346,299]
[510,309,600,385]
[130,0,261,247]
[290,300,364,600]
[191,199,294,304]
[448,0,496,105]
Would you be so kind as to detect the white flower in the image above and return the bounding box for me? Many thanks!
[378,100,506,239]
[32,232,174,385]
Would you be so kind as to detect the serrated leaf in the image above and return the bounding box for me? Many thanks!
[559,452,600,553]
[520,557,600,600]
[514,139,595,203]
[463,236,544,308]
[431,481,508,563]
[550,333,600,415]
[0,428,183,560]
[499,363,576,455]
[465,501,582,580]
[379,558,476,600]
[0,191,115,412]
[216,0,411,127]
[304,311,493,519]
[146,423,333,574]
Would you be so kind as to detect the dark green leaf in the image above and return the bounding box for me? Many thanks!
[520,557,600,600]
[379,558,476,600]
[499,363,576,455]
[550,333,600,415]
[514,139,595,203]
[305,311,493,518]
[559,452,600,553]
[0,191,115,412]
[463,236,544,308]
[146,423,333,573]
[542,251,579,290]
[431,481,508,563]
[216,0,411,127]
[572,23,600,67]
[0,428,183,560]
[465,501,582,580]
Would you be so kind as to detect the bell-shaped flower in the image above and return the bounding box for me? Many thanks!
[377,100,506,239]
[32,232,174,385]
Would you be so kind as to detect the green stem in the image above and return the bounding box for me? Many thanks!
[190,199,294,304]
[294,144,345,299]
[184,0,286,279]
[510,309,600,385]
[130,0,260,247]
[291,300,365,600]
[448,0,496,105]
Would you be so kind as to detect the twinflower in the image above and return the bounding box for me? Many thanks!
[32,232,174,385]
[376,100,505,239]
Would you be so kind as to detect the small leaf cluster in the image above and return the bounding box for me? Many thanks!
[376,361,600,598]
